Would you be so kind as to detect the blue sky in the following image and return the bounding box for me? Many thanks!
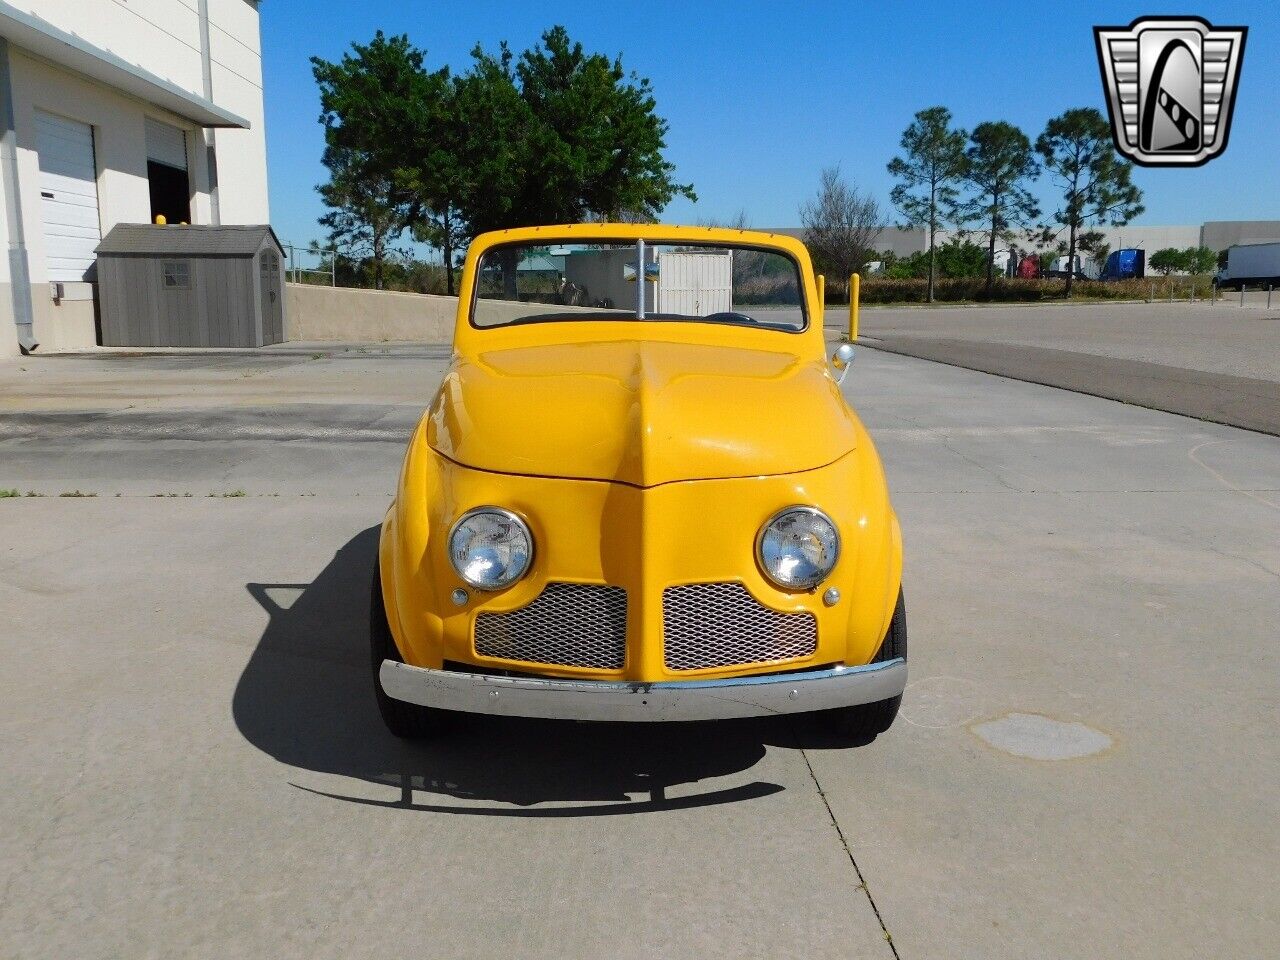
[261,1,1278,249]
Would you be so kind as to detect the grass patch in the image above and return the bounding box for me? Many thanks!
[0,488,20,498]
[208,490,247,498]
[25,491,45,497]
[58,490,97,498]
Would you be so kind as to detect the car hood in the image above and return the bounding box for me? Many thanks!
[425,339,858,486]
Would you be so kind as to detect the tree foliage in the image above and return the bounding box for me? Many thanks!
[1149,246,1219,276]
[311,26,693,293]
[1036,108,1144,296]
[1149,248,1183,275]
[1182,246,1218,275]
[799,166,883,296]
[881,237,988,280]
[958,121,1039,298]
[887,107,968,302]
[312,32,429,288]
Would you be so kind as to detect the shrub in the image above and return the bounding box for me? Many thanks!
[858,276,1184,304]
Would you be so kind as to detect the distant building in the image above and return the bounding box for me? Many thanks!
[764,222,1280,262]
[1,0,267,358]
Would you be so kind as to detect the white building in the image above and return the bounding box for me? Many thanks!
[0,0,268,358]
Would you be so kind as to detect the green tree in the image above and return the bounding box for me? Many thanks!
[958,121,1040,298]
[1036,108,1144,297]
[451,26,694,293]
[1149,248,1185,275]
[1182,246,1218,275]
[312,32,430,289]
[887,107,968,302]
[935,236,990,278]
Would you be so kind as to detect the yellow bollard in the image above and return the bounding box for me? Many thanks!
[848,272,861,342]
[817,273,825,319]
[154,214,167,225]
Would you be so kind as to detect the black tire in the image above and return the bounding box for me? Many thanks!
[371,558,446,739]
[824,589,907,743]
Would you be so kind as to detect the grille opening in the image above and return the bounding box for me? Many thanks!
[475,582,627,670]
[662,581,817,671]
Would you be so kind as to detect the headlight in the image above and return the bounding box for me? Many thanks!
[447,507,533,591]
[756,506,840,590]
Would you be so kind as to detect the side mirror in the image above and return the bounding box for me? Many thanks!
[830,342,855,385]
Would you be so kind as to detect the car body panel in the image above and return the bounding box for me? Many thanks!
[427,338,859,487]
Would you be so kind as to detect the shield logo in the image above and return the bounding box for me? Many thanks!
[1094,16,1247,167]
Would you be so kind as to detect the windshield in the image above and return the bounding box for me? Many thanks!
[471,240,807,331]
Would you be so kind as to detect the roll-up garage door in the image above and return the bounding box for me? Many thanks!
[35,110,101,282]
[145,117,188,170]
[145,117,191,225]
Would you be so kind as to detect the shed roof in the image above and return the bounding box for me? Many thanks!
[96,224,282,257]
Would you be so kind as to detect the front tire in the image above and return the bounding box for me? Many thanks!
[371,557,446,739]
[824,589,907,742]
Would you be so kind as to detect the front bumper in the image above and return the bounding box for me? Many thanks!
[379,657,906,722]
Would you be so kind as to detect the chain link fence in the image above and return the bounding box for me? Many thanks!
[282,242,336,286]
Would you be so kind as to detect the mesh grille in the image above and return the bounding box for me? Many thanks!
[662,582,817,671]
[475,582,627,669]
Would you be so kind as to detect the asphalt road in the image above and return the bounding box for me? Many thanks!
[836,301,1280,436]
[2,346,1278,959]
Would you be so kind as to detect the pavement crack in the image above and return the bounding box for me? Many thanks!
[795,740,902,959]
[884,408,1024,492]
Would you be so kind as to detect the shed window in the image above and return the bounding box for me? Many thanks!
[162,261,191,289]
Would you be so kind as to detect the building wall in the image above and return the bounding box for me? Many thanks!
[205,0,268,224]
[1201,221,1280,250]
[767,224,1206,260]
[0,0,267,356]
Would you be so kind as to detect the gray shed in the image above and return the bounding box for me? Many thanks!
[96,225,286,347]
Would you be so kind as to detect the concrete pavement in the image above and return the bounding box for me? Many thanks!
[2,345,1278,958]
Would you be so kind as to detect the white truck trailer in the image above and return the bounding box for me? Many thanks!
[1216,242,1280,290]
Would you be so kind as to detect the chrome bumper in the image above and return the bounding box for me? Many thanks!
[379,658,907,722]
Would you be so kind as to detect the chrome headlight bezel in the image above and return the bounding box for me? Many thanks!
[755,505,841,591]
[447,506,534,591]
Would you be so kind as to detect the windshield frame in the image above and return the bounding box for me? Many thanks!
[467,238,810,334]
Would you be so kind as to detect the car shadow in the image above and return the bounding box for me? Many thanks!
[232,525,867,818]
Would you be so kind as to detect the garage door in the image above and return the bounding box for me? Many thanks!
[35,111,101,282]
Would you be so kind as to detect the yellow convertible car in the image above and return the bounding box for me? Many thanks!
[373,224,905,740]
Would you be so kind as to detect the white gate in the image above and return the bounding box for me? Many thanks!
[35,111,101,282]
[657,250,732,315]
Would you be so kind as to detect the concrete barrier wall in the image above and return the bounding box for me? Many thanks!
[284,283,457,343]
[284,284,611,343]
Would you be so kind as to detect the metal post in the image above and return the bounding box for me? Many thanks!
[636,238,646,319]
[1240,284,1246,306]
[1269,285,1273,309]
[1168,280,1173,303]
[197,0,220,225]
[0,39,36,352]
[1148,283,1154,303]
[848,272,861,342]
[330,249,336,287]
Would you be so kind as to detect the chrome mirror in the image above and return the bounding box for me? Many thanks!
[830,342,855,384]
